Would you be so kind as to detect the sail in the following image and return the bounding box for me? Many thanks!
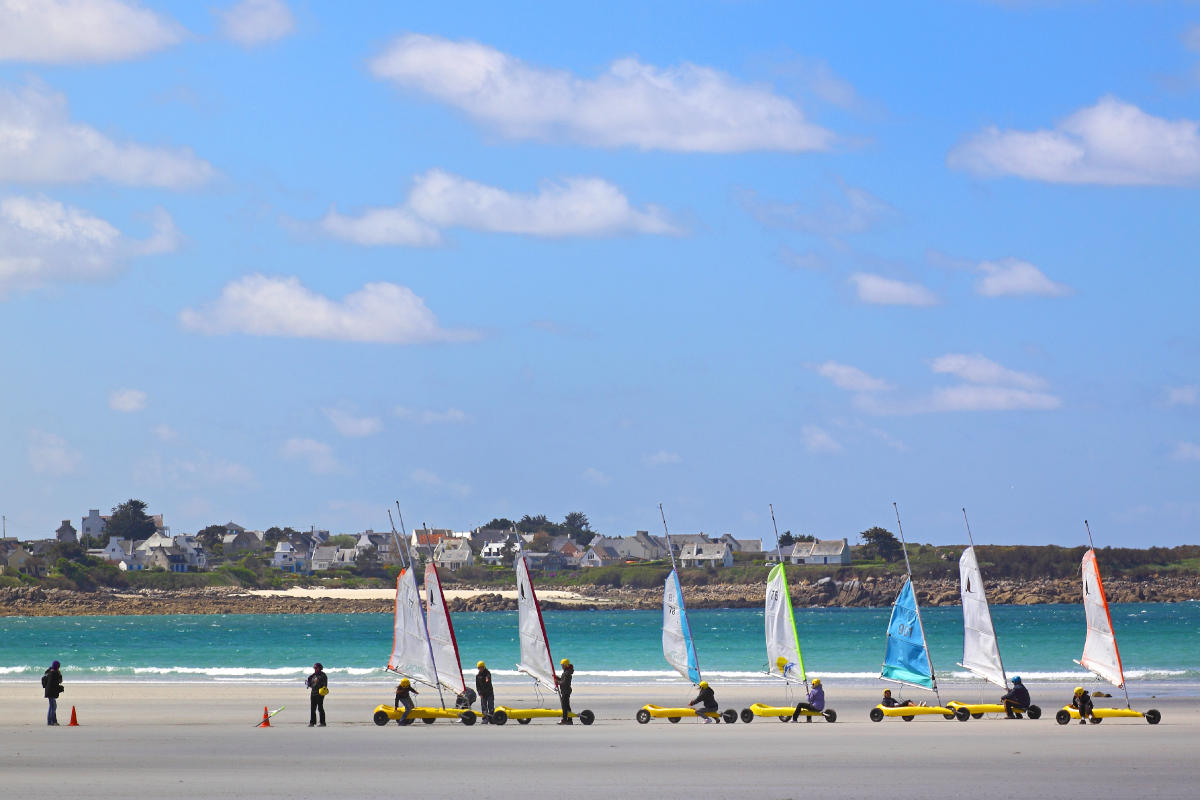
[424,563,466,696]
[387,568,438,687]
[662,569,702,684]
[1076,549,1125,688]
[880,579,935,690]
[958,546,1007,688]
[765,563,805,682]
[515,554,558,691]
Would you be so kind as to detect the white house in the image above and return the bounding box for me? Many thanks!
[172,535,208,570]
[580,544,621,568]
[271,542,308,573]
[678,542,734,569]
[434,539,474,572]
[310,546,340,571]
[771,538,852,565]
[480,540,511,566]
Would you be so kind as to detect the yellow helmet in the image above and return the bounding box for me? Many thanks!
[560,658,570,666]
[477,661,486,669]
[400,678,410,688]
[318,687,329,696]
[812,678,821,687]
[698,680,709,689]
[775,656,788,670]
[1073,687,1084,695]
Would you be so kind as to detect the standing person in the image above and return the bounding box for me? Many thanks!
[306,662,327,727]
[476,661,494,723]
[1000,676,1031,719]
[1071,687,1094,725]
[558,658,574,725]
[42,660,63,726]
[394,678,418,724]
[790,678,824,722]
[688,680,719,723]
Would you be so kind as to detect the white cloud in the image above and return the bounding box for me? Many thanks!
[323,408,382,437]
[1166,385,1198,406]
[850,273,938,306]
[0,0,182,63]
[281,437,341,475]
[741,181,893,236]
[28,429,81,476]
[321,169,677,245]
[179,275,478,344]
[1184,25,1200,53]
[218,0,295,46]
[394,406,469,424]
[135,451,256,487]
[152,423,178,442]
[108,388,147,412]
[948,97,1200,186]
[1172,442,1200,461]
[0,195,177,297]
[816,361,890,392]
[928,385,1062,412]
[930,354,1046,390]
[0,83,214,187]
[410,467,471,497]
[976,258,1072,297]
[370,33,834,153]
[801,425,842,454]
[581,467,611,486]
[643,450,681,466]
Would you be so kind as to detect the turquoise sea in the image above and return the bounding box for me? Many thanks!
[2,603,1197,690]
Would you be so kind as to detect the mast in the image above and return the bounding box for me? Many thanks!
[770,503,782,563]
[1084,520,1131,709]
[660,503,679,573]
[892,502,941,704]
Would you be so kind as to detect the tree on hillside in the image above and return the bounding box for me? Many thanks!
[563,511,596,546]
[196,525,226,553]
[529,532,552,552]
[859,526,904,563]
[104,499,158,544]
[777,531,795,549]
[518,514,551,533]
[480,517,517,531]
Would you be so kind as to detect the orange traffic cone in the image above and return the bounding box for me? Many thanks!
[258,706,271,728]
[67,706,79,726]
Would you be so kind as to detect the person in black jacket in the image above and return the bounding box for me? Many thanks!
[306,662,327,727]
[1001,676,1031,719]
[476,661,494,723]
[688,680,719,723]
[558,658,574,725]
[394,678,418,724]
[42,660,63,726]
[1071,687,1094,725]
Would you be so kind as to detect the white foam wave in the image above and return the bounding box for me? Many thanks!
[0,665,32,674]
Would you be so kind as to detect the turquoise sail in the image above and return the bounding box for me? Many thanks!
[880,579,935,690]
[662,569,702,684]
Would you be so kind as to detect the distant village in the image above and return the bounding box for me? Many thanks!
[1,508,853,579]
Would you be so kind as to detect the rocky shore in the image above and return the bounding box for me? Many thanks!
[2,574,1197,616]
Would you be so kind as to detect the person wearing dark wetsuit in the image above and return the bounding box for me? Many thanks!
[394,678,418,724]
[1001,676,1031,719]
[476,661,494,723]
[688,681,719,723]
[880,689,915,708]
[1071,687,1094,725]
[558,659,574,724]
[306,662,327,727]
[42,660,63,726]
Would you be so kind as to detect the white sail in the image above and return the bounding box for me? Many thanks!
[516,554,558,691]
[1077,549,1125,688]
[663,569,701,684]
[424,563,466,696]
[957,546,1007,688]
[387,568,438,687]
[765,563,805,682]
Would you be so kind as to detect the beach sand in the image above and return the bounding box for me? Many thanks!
[1,682,1195,799]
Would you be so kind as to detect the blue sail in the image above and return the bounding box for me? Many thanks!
[662,569,702,684]
[880,579,935,689]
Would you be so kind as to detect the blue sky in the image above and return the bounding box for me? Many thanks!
[1,0,1197,547]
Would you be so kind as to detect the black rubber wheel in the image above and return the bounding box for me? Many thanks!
[901,715,915,722]
[972,713,983,720]
[459,710,476,726]
[516,717,531,725]
[722,709,738,724]
[1145,709,1160,725]
[491,710,507,725]
[636,709,651,724]
[1089,716,1102,724]
[778,715,791,722]
[373,711,390,726]
[397,717,414,726]
[740,708,754,723]
[956,707,972,721]
[579,710,595,726]
[869,707,884,723]
[1027,705,1042,720]
[421,716,436,725]
[667,716,681,724]
[943,713,955,720]
[823,709,837,723]
[1055,709,1071,725]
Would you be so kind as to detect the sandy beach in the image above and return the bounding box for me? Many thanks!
[2,681,1195,799]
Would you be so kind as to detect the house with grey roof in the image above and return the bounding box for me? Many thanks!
[580,544,621,568]
[434,539,474,572]
[678,541,733,569]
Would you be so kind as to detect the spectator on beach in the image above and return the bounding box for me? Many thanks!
[394,678,418,724]
[879,689,918,708]
[791,678,824,722]
[476,661,494,723]
[306,663,327,727]
[42,660,63,726]
[558,658,574,725]
[688,680,719,723]
[1000,676,1031,719]
[1071,687,1094,725]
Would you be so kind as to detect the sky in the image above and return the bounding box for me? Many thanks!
[1,0,1197,548]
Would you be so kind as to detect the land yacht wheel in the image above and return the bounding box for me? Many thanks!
[955,707,972,721]
[459,710,476,726]
[901,715,915,722]
[517,717,531,725]
[636,709,651,724]
[421,717,436,725]
[740,709,754,723]
[579,710,595,725]
[1055,710,1071,725]
[667,716,681,724]
[823,709,837,723]
[1089,716,1102,724]
[1145,709,1161,725]
[722,709,738,724]
[869,708,884,722]
[491,710,507,725]
[778,715,791,722]
[1027,705,1042,720]
[972,713,983,719]
[373,711,389,726]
